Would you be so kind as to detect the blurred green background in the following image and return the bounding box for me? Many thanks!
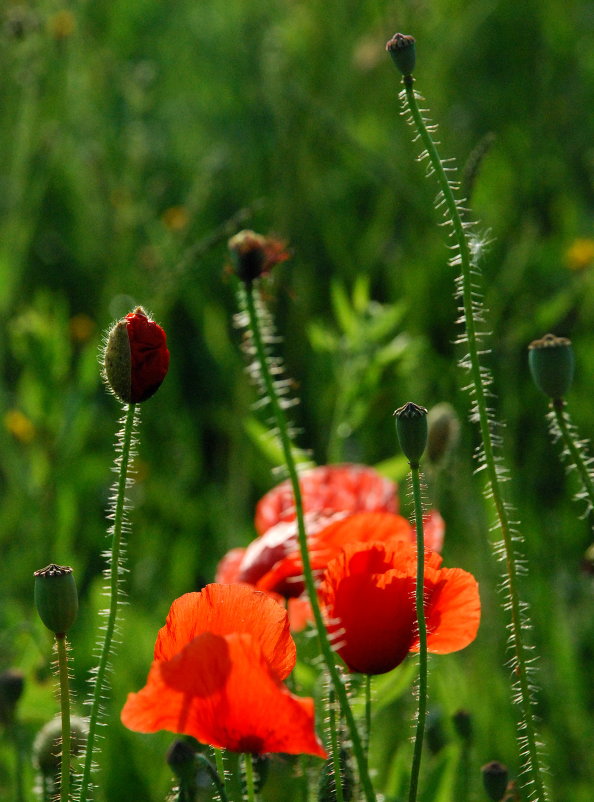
[1,0,594,799]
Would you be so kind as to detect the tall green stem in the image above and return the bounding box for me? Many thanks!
[79,403,137,802]
[400,75,548,801]
[242,283,375,802]
[212,748,228,802]
[327,688,345,802]
[56,634,72,802]
[408,466,427,802]
[243,754,256,802]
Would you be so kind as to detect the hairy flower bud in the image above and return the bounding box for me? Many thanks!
[103,307,169,404]
[228,230,289,283]
[34,564,78,636]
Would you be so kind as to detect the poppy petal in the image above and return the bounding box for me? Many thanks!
[153,584,296,680]
[416,565,481,654]
[255,464,398,535]
[122,632,327,758]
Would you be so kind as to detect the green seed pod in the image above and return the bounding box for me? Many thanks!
[33,564,78,636]
[386,33,416,77]
[426,707,447,755]
[33,715,88,784]
[481,761,509,801]
[0,669,25,725]
[528,333,574,401]
[394,402,428,468]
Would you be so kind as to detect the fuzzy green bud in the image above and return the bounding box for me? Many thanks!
[481,761,509,801]
[0,669,25,725]
[394,402,428,468]
[528,333,574,401]
[386,33,416,77]
[167,739,199,789]
[33,715,88,779]
[34,564,78,636]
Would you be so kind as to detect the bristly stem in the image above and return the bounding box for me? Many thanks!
[56,634,71,802]
[79,403,138,802]
[242,281,376,802]
[327,687,345,802]
[399,74,548,801]
[243,753,256,802]
[212,748,228,802]
[550,399,594,512]
[408,465,427,802]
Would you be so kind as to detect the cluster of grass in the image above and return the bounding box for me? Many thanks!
[1,0,594,799]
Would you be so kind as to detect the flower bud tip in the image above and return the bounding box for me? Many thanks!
[394,401,428,468]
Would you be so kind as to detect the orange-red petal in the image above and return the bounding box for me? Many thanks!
[153,584,296,681]
[122,631,327,758]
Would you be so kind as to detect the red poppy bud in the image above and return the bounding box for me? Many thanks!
[103,307,169,404]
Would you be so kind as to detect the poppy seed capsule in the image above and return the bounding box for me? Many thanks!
[386,33,416,77]
[103,307,169,404]
[528,333,574,400]
[481,761,509,801]
[394,402,428,468]
[228,230,290,283]
[34,564,78,636]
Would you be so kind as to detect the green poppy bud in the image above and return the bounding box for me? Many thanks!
[481,761,509,801]
[528,333,574,401]
[427,403,460,466]
[452,709,473,743]
[386,33,416,77]
[394,402,428,468]
[34,564,78,636]
[33,715,88,781]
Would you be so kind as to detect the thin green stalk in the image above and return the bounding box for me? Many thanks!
[408,465,427,802]
[327,688,345,802]
[551,400,594,509]
[56,634,72,802]
[243,282,376,802]
[364,675,372,762]
[243,754,256,802]
[400,74,548,800]
[79,403,137,802]
[212,748,228,801]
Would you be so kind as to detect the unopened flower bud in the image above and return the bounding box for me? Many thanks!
[426,707,447,754]
[167,739,198,787]
[386,33,416,77]
[228,230,289,283]
[34,564,78,636]
[0,669,25,725]
[427,403,460,466]
[394,402,428,468]
[452,709,473,743]
[103,307,169,404]
[528,333,574,401]
[481,761,509,801]
[33,715,88,779]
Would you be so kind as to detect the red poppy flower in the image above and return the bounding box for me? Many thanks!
[247,510,445,598]
[121,584,327,757]
[255,464,398,536]
[319,541,480,675]
[103,307,169,404]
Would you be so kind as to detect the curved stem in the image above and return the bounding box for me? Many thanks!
[243,283,375,802]
[552,400,594,508]
[408,466,427,802]
[56,634,71,802]
[401,76,547,801]
[79,403,137,802]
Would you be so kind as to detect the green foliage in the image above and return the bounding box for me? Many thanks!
[1,0,594,799]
